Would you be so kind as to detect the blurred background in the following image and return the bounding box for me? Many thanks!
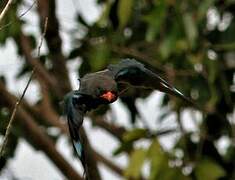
[0,0,235,179]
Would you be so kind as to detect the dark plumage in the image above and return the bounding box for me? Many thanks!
[63,59,194,178]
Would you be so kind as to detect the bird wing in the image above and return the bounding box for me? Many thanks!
[63,91,87,173]
[108,59,194,105]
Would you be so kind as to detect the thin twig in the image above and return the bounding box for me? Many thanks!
[0,82,82,179]
[0,17,48,157]
[37,17,48,57]
[19,1,36,19]
[0,1,36,30]
[0,0,13,24]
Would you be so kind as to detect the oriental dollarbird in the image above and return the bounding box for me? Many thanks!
[63,59,194,178]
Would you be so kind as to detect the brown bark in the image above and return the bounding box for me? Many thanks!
[37,0,71,94]
[38,78,69,134]
[90,114,126,140]
[0,83,104,179]
[79,128,102,180]
[36,1,102,179]
[1,80,125,177]
[18,32,63,96]
[0,83,82,180]
[94,152,123,176]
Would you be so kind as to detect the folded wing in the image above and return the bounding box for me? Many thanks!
[64,91,87,174]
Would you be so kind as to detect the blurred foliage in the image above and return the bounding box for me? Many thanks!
[0,0,235,179]
[0,107,18,170]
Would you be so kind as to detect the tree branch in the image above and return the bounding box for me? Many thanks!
[94,152,123,176]
[0,82,82,180]
[79,128,102,180]
[0,0,13,24]
[0,70,34,156]
[0,18,48,157]
[37,0,71,94]
[18,32,63,96]
[0,82,103,179]
[0,80,176,178]
[36,1,103,178]
[90,114,126,141]
[0,1,36,31]
[35,74,69,134]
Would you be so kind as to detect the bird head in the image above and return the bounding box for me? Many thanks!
[79,72,118,103]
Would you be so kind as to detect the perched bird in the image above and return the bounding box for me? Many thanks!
[63,59,194,178]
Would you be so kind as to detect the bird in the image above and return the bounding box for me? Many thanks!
[63,59,194,178]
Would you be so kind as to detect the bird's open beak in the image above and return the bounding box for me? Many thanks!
[100,91,116,102]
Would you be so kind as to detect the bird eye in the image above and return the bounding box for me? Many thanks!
[96,87,104,96]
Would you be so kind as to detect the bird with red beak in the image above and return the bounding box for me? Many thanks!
[64,59,195,179]
[100,91,117,102]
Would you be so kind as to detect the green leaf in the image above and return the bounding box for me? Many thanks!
[0,28,7,44]
[148,139,163,157]
[206,60,219,107]
[112,142,133,156]
[123,128,148,142]
[207,60,218,84]
[89,42,110,70]
[195,158,226,180]
[160,168,190,180]
[159,21,181,59]
[159,31,177,59]
[118,0,133,29]
[198,0,215,20]
[114,128,148,155]
[124,148,146,179]
[148,140,166,179]
[183,13,198,49]
[143,0,166,42]
[148,141,190,180]
[175,39,188,52]
[97,1,112,27]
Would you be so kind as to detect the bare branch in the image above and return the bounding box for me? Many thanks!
[18,32,62,95]
[0,0,14,24]
[0,1,36,31]
[2,85,125,176]
[0,79,175,177]
[0,69,33,156]
[37,0,71,94]
[94,152,123,176]
[38,80,69,133]
[0,17,48,157]
[37,17,48,55]
[0,82,82,180]
[90,114,126,140]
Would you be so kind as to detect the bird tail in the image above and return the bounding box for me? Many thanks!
[145,69,197,107]
[72,139,89,179]
[160,81,195,105]
[156,77,197,107]
[67,119,88,179]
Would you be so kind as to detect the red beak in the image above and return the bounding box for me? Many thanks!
[100,91,116,102]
